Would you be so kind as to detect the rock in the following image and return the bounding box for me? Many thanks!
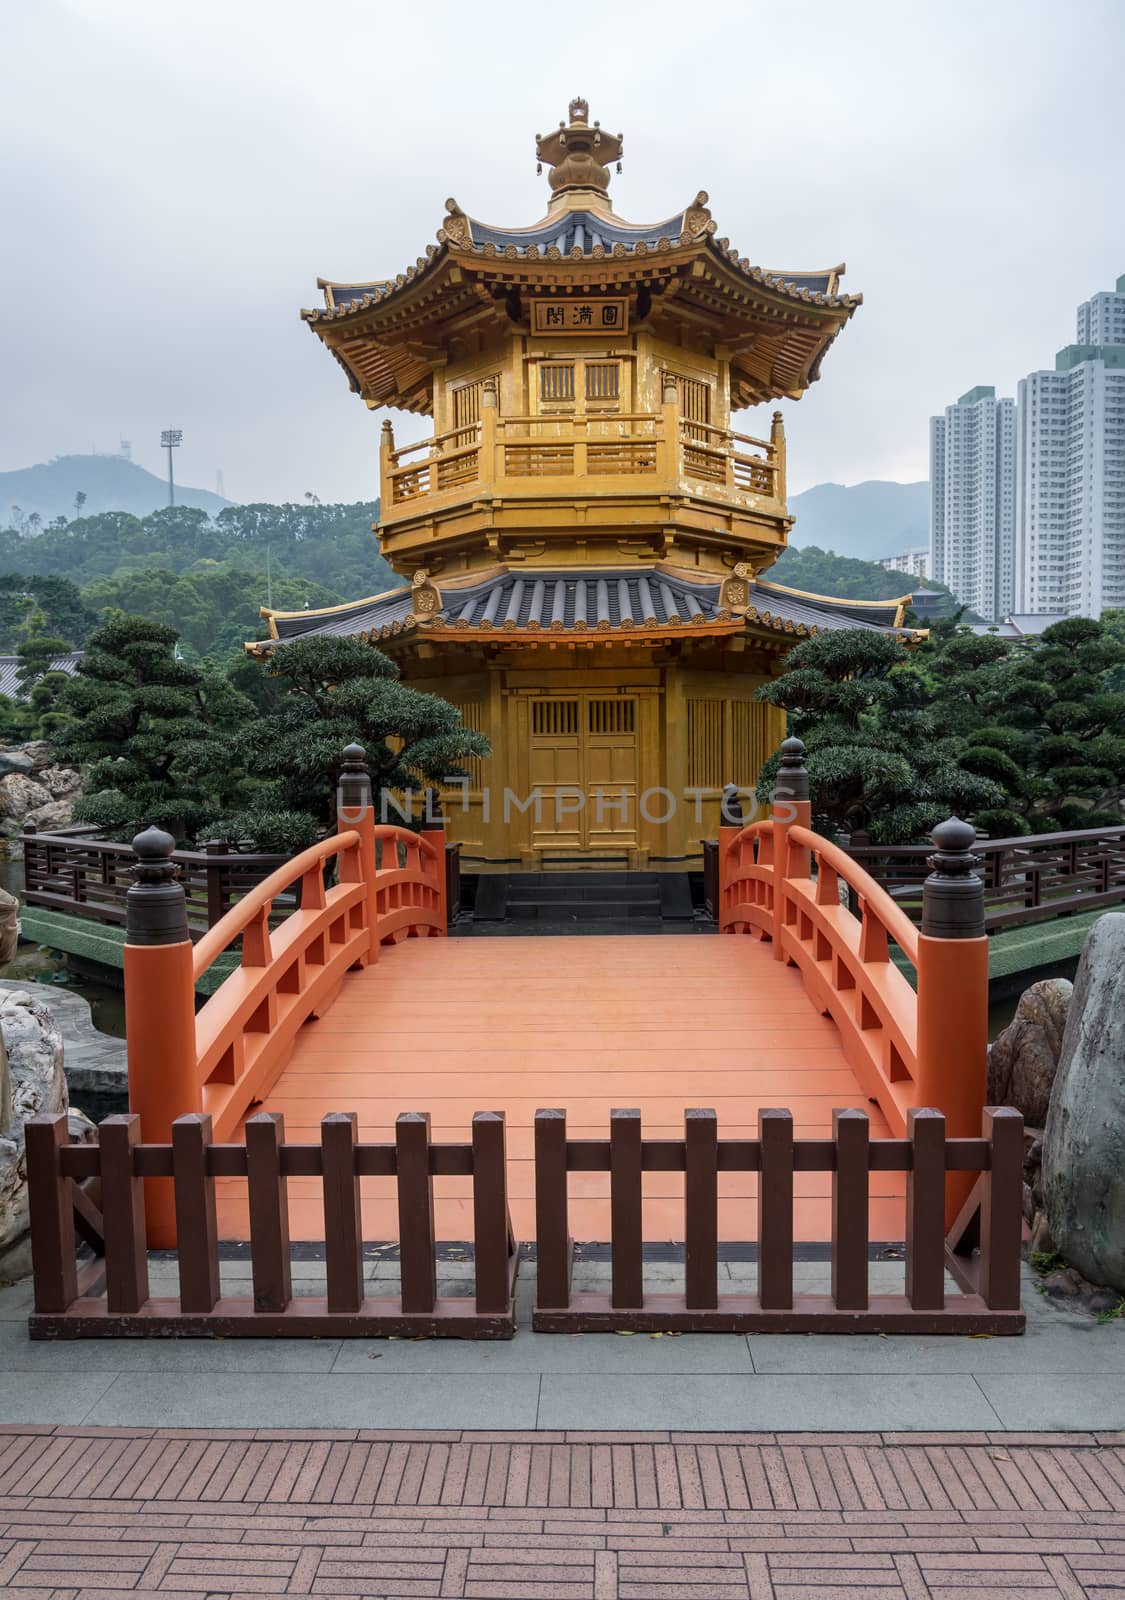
[21,741,54,772]
[0,751,33,777]
[1040,1266,1085,1300]
[0,986,67,1268]
[0,887,17,967]
[988,978,1073,1127]
[25,797,76,832]
[0,773,52,820]
[39,764,80,799]
[1042,913,1125,1294]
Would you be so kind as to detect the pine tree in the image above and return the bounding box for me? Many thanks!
[212,635,490,852]
[55,613,255,839]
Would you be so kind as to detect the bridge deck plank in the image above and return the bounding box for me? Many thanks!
[218,935,905,1243]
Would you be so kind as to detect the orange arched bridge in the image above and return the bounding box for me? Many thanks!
[26,740,1025,1341]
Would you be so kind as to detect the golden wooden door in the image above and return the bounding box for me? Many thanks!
[527,695,639,853]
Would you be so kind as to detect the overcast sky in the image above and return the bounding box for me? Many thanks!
[2,0,1123,506]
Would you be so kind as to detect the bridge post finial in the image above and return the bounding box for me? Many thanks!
[921,817,984,939]
[124,825,199,1250]
[336,744,380,963]
[337,742,372,817]
[126,825,189,946]
[770,735,812,960]
[720,783,743,827]
[774,735,810,805]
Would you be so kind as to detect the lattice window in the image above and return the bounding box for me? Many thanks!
[448,701,486,787]
[540,363,575,404]
[687,700,724,788]
[532,699,579,736]
[668,373,711,440]
[588,698,635,735]
[585,362,621,403]
[450,376,498,432]
[730,701,768,789]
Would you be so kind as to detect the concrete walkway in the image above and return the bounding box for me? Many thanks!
[4,1263,1124,1434]
[0,1423,1121,1598]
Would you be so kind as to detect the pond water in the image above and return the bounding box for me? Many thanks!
[0,852,127,1037]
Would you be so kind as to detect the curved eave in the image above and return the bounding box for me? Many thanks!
[756,577,914,631]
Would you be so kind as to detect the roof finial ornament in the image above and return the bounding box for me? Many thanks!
[536,99,623,205]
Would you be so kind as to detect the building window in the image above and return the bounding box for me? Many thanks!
[450,375,499,432]
[540,364,575,404]
[585,361,620,403]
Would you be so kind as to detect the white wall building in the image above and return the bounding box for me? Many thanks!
[929,386,1016,620]
[1015,274,1125,618]
[879,547,930,580]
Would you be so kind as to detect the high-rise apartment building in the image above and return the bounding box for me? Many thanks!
[929,386,1016,620]
[879,547,929,580]
[1015,274,1125,617]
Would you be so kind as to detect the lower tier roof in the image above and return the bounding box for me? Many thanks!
[251,568,917,652]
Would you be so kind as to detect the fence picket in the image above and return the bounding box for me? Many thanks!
[685,1109,718,1311]
[610,1108,643,1309]
[758,1109,794,1310]
[246,1112,292,1314]
[99,1115,149,1314]
[397,1112,436,1314]
[979,1107,1024,1311]
[534,1109,570,1310]
[831,1109,869,1311]
[322,1113,364,1314]
[906,1108,946,1311]
[472,1112,510,1314]
[26,1113,78,1314]
[172,1114,220,1313]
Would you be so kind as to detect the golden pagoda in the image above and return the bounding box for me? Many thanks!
[253,100,917,866]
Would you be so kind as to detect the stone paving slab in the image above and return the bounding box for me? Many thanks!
[4,1264,1123,1433]
[0,1427,1120,1597]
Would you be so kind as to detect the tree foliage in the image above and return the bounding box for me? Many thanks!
[54,615,257,839]
[757,616,1125,843]
[211,636,491,851]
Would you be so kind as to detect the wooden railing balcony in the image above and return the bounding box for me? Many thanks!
[379,400,786,520]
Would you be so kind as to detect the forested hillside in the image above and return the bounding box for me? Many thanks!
[0,501,393,654]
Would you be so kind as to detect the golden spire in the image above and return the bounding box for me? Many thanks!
[535,98,623,203]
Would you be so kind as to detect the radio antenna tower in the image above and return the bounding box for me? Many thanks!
[161,429,183,507]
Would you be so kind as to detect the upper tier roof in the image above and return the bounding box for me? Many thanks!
[302,103,859,413]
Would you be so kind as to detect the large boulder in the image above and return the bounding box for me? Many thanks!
[1042,914,1125,1293]
[0,773,52,820]
[0,986,68,1274]
[21,740,54,772]
[26,797,76,832]
[988,977,1073,1128]
[39,764,80,799]
[0,751,33,778]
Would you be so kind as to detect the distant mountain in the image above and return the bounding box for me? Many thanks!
[0,454,231,525]
[788,480,929,562]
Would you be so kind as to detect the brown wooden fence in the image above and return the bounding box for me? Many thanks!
[23,830,291,933]
[846,825,1125,933]
[533,1105,1025,1335]
[22,827,463,933]
[27,1102,1026,1340]
[25,1109,518,1339]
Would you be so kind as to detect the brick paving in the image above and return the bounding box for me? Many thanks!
[0,1428,1121,1598]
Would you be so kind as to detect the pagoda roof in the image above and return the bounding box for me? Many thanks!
[303,190,859,412]
[250,566,915,654]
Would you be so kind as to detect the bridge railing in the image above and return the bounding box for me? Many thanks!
[845,824,1125,932]
[718,739,990,1219]
[122,744,447,1244]
[25,1107,517,1339]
